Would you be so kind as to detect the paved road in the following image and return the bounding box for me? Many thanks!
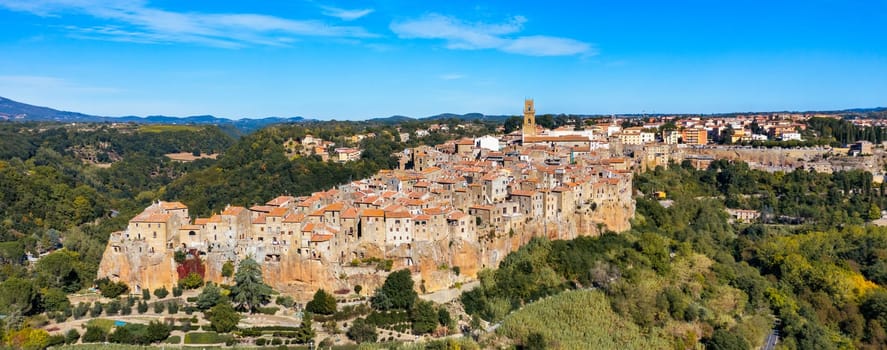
[762,329,778,350]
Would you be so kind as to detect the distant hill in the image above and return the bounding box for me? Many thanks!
[0,96,306,132]
[367,112,512,124]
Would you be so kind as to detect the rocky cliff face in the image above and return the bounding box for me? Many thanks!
[97,238,177,293]
[98,207,632,300]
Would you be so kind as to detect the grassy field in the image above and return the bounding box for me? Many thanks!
[183,332,233,345]
[139,125,203,133]
[496,289,672,349]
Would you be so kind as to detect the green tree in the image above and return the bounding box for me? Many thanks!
[0,277,42,315]
[371,269,417,311]
[305,289,337,315]
[354,284,363,295]
[706,329,750,350]
[346,318,377,343]
[230,257,272,313]
[142,288,150,300]
[221,260,235,278]
[196,282,223,310]
[207,300,241,333]
[869,204,882,221]
[41,287,70,312]
[34,249,85,292]
[294,312,316,344]
[410,300,438,335]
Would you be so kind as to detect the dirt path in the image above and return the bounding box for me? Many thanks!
[419,281,479,304]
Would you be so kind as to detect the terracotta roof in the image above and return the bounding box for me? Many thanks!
[221,206,246,215]
[179,224,202,231]
[207,214,223,223]
[360,209,385,217]
[413,214,431,221]
[249,205,275,213]
[193,218,210,225]
[310,234,333,242]
[509,190,536,197]
[132,213,172,223]
[469,204,494,211]
[252,214,266,224]
[266,195,295,206]
[283,213,305,223]
[385,211,412,219]
[268,207,289,217]
[423,207,446,215]
[160,201,188,210]
[324,202,345,212]
[302,223,315,232]
[341,207,359,219]
[447,211,467,220]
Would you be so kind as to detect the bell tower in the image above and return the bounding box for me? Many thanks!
[522,98,536,140]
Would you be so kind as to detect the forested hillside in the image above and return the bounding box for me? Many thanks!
[0,122,231,306]
[466,162,887,349]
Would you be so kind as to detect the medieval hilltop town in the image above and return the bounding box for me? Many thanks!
[97,100,635,299]
[98,99,886,300]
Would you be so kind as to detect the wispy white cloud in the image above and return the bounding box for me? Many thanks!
[439,73,465,80]
[0,75,121,94]
[320,6,373,21]
[390,13,593,57]
[0,0,374,48]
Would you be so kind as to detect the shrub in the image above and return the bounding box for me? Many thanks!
[345,318,379,343]
[271,338,282,345]
[222,260,235,278]
[179,272,204,289]
[89,302,103,317]
[47,334,66,347]
[73,302,89,319]
[82,326,107,343]
[172,285,183,297]
[275,295,295,308]
[142,288,151,301]
[105,300,120,315]
[183,332,234,344]
[257,306,279,315]
[154,302,165,314]
[168,301,180,314]
[154,287,170,299]
[255,338,267,346]
[65,329,80,344]
[376,259,394,271]
[95,278,129,298]
[137,301,148,314]
[120,302,132,315]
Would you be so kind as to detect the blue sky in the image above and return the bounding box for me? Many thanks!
[0,0,885,120]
